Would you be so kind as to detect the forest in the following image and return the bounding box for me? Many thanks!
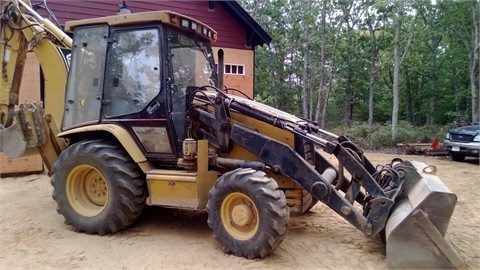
[239,0,479,146]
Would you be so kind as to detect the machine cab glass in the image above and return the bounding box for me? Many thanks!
[103,29,161,117]
[63,25,108,129]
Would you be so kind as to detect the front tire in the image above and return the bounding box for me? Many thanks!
[51,139,146,235]
[206,168,289,259]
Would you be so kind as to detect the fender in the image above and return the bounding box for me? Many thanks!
[58,124,148,166]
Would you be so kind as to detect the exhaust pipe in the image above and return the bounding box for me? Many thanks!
[217,49,224,91]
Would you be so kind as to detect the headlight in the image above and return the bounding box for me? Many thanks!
[445,133,450,140]
[474,135,480,142]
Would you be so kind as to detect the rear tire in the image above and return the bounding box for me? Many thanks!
[207,168,289,259]
[451,153,465,162]
[51,139,146,235]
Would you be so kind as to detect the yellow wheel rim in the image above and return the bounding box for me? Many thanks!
[66,165,108,217]
[221,192,259,240]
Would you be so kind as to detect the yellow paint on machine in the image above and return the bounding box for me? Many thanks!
[145,140,218,210]
[146,170,199,208]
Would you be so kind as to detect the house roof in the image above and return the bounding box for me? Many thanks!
[219,1,272,47]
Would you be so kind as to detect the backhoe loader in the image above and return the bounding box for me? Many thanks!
[0,0,465,268]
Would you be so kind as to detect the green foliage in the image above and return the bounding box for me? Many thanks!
[239,0,478,126]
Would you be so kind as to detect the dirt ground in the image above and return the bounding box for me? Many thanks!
[1,152,479,270]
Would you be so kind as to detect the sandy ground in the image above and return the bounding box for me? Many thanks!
[0,152,479,270]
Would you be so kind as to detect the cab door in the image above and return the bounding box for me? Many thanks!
[102,26,177,159]
[103,27,162,118]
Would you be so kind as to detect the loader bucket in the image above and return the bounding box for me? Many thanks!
[385,160,465,269]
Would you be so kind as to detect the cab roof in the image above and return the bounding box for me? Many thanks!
[65,10,217,41]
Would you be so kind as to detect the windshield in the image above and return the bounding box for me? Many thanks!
[166,29,217,91]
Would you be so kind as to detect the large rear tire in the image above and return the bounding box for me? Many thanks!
[206,168,289,259]
[51,139,146,235]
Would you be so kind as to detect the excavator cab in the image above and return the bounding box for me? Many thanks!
[62,14,217,160]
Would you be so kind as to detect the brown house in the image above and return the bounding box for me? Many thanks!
[39,0,272,97]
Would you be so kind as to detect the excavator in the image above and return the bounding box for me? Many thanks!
[0,0,465,268]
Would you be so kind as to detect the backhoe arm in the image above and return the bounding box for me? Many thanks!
[0,0,71,173]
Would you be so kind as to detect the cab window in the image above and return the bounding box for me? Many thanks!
[63,25,108,128]
[104,28,161,117]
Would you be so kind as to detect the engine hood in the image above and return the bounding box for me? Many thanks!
[449,125,480,136]
[229,94,305,124]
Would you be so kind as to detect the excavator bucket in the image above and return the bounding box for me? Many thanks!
[385,160,465,269]
[0,123,27,158]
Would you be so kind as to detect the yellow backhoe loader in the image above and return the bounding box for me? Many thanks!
[0,0,465,268]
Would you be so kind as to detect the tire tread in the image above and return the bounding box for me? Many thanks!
[206,168,289,259]
[51,139,146,235]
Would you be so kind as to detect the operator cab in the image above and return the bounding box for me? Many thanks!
[62,11,217,161]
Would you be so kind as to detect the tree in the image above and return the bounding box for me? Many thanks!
[363,1,393,125]
[470,0,480,123]
[314,0,327,124]
[435,0,476,125]
[391,0,417,140]
[320,7,346,129]
[338,1,364,125]
[240,0,477,134]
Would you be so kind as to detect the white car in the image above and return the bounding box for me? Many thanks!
[444,124,480,162]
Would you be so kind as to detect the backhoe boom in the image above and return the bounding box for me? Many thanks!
[0,0,71,171]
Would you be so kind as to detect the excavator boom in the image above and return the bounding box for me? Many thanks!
[0,0,70,171]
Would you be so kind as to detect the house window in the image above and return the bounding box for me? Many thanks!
[224,64,245,75]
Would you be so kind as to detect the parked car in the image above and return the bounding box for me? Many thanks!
[443,124,480,161]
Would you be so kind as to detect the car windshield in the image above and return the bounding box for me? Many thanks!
[166,29,217,90]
